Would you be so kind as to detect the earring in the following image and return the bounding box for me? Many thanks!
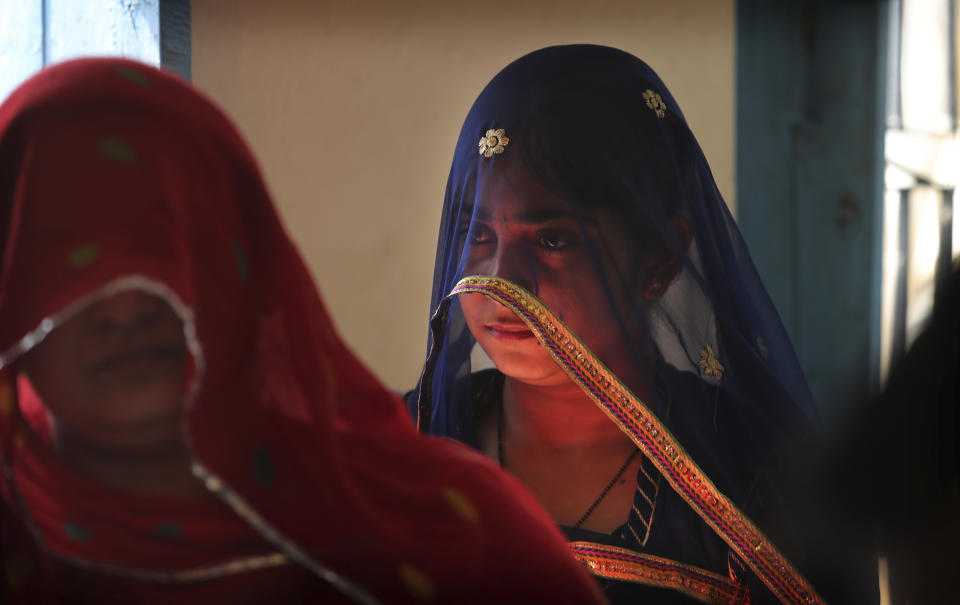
[643,278,664,300]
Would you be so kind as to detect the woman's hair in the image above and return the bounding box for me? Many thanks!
[467,46,703,259]
[521,89,697,220]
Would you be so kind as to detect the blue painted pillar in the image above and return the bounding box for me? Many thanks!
[737,1,887,420]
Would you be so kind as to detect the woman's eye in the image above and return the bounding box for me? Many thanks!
[462,224,493,244]
[537,233,572,251]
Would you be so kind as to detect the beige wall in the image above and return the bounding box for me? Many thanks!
[191,0,735,390]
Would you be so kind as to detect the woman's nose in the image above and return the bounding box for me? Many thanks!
[486,242,538,294]
[87,290,162,332]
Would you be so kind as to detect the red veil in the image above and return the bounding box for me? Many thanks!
[0,58,603,604]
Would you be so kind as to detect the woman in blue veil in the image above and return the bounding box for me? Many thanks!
[409,45,857,604]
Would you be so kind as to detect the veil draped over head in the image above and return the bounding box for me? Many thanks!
[411,45,834,604]
[0,58,603,604]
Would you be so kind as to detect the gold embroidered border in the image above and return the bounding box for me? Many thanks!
[570,542,747,605]
[450,276,823,605]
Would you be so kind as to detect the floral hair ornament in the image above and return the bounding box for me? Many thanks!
[478,128,509,157]
[642,89,666,118]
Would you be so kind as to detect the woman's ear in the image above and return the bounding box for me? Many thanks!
[642,216,692,300]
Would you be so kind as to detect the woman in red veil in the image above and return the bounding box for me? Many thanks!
[0,58,604,604]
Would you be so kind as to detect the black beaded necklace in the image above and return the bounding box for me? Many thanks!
[496,395,639,528]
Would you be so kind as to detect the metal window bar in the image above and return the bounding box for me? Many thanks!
[160,0,191,81]
[890,184,956,366]
[948,0,957,131]
[888,0,904,130]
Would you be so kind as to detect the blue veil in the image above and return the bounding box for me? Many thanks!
[410,45,831,603]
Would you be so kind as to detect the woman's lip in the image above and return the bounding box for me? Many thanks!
[485,324,534,341]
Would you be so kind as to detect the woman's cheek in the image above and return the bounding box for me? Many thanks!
[540,288,579,327]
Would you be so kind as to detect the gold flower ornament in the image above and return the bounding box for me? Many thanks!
[478,128,509,157]
[697,345,724,380]
[643,89,667,118]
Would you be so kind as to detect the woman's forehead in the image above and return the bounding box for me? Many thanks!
[465,169,585,221]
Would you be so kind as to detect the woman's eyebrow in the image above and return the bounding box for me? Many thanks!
[513,209,597,224]
[457,204,484,221]
[458,206,596,224]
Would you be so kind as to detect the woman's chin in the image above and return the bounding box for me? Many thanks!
[474,334,567,385]
[488,354,566,386]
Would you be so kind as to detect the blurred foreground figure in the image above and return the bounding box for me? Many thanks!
[0,58,604,604]
[808,266,960,605]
